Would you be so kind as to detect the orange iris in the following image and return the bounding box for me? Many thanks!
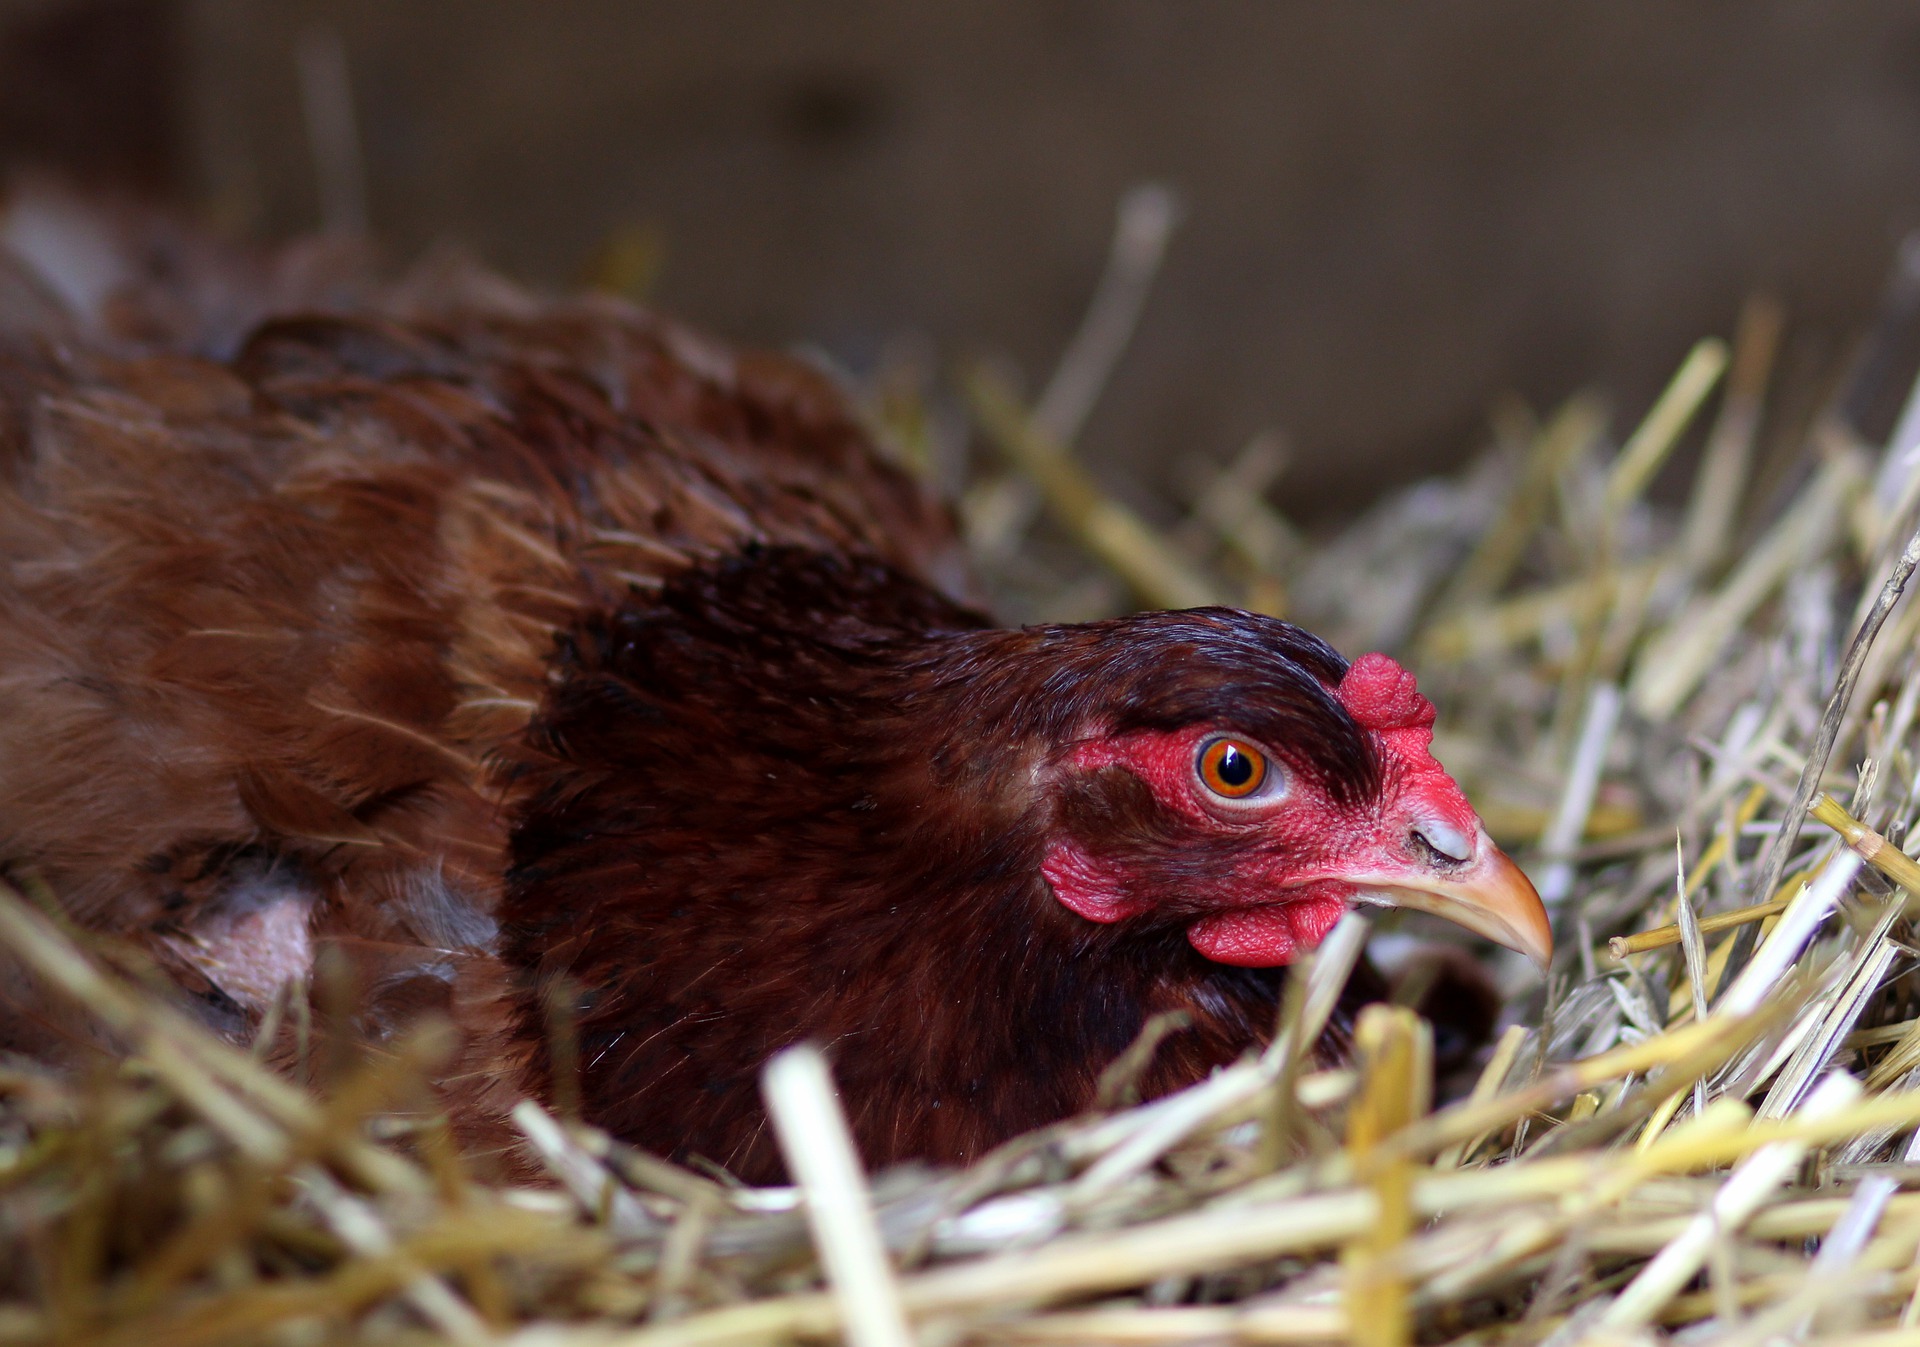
[1198,738,1266,798]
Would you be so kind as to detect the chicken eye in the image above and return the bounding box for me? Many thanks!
[1197,737,1268,799]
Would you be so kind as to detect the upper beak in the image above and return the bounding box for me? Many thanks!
[1347,830,1553,971]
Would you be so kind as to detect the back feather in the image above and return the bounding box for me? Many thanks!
[0,197,965,1116]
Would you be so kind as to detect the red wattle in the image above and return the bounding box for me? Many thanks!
[1185,893,1348,966]
[1041,841,1148,922]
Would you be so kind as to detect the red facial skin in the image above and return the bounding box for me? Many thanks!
[1041,652,1480,966]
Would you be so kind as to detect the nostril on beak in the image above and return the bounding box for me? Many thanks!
[1411,818,1475,865]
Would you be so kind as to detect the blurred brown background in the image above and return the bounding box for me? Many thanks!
[5,0,1920,520]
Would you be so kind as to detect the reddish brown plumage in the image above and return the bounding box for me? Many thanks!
[0,201,1532,1182]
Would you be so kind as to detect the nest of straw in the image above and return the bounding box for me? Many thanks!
[14,190,1920,1345]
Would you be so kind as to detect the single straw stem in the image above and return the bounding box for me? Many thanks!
[966,365,1221,610]
[762,1044,914,1347]
[1034,183,1180,446]
[1343,1006,1426,1347]
[294,26,369,237]
[1604,337,1730,514]
[1537,682,1622,907]
[1718,854,1863,1018]
[1682,297,1783,573]
[1809,794,1920,892]
[1610,895,1791,959]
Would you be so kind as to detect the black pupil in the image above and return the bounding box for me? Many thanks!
[1216,745,1253,787]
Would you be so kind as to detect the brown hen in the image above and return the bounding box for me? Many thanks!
[0,199,1546,1181]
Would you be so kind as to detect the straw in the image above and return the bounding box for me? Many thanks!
[1741,516,1920,950]
[965,365,1222,611]
[1033,183,1181,447]
[1598,1072,1863,1332]
[1812,794,1920,892]
[1682,296,1784,573]
[1536,682,1623,908]
[1603,337,1729,515]
[762,1044,914,1347]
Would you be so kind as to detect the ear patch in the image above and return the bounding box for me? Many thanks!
[1336,652,1435,733]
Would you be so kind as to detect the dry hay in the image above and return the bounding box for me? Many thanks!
[11,190,1920,1346]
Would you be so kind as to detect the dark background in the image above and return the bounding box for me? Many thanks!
[8,0,1920,520]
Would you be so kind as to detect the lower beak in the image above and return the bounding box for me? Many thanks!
[1347,834,1553,970]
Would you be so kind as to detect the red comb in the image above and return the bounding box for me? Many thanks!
[1336,652,1435,733]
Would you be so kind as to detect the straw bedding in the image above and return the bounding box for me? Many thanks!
[10,194,1920,1346]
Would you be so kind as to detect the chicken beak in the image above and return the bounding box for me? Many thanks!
[1349,833,1553,970]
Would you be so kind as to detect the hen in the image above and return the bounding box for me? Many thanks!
[0,200,1548,1181]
